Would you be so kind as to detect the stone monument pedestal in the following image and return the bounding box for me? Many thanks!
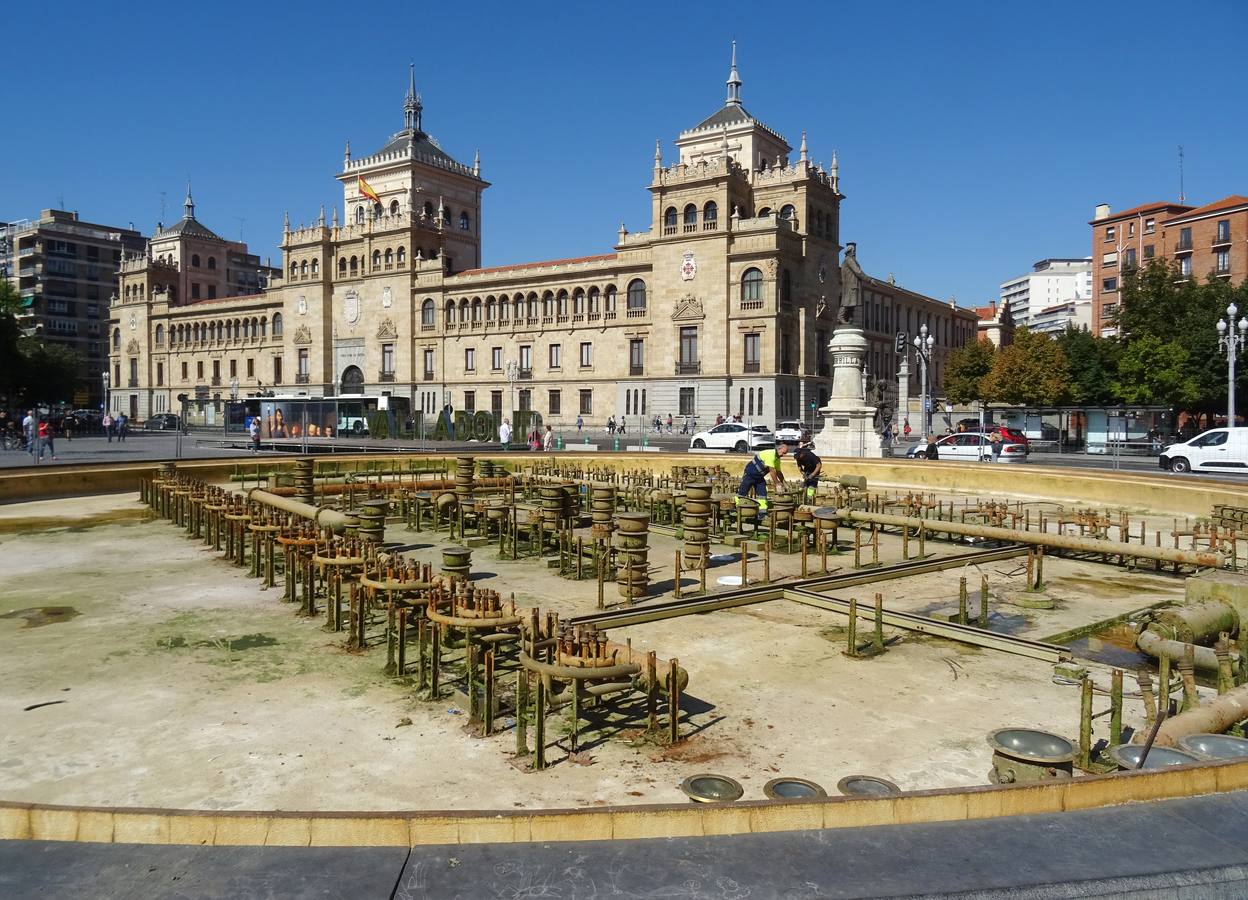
[813,324,884,459]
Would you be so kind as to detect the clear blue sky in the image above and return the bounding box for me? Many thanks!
[6,0,1246,306]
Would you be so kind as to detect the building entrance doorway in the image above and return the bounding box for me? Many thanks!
[340,365,364,395]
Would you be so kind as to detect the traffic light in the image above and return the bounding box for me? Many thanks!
[894,332,908,354]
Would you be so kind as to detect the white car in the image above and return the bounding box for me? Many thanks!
[1160,427,1248,473]
[906,433,1027,463]
[773,420,810,444]
[690,423,775,452]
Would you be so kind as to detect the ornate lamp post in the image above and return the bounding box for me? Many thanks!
[912,324,936,436]
[101,370,110,416]
[1216,302,1247,426]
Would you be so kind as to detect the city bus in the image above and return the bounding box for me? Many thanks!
[223,394,412,439]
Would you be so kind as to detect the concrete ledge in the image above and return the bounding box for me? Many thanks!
[2,758,1245,848]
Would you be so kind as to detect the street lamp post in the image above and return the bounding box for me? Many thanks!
[912,324,935,436]
[101,370,110,418]
[1216,302,1248,426]
[504,360,519,447]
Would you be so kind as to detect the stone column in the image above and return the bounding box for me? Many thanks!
[813,323,883,459]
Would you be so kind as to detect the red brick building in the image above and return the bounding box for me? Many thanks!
[1090,195,1248,336]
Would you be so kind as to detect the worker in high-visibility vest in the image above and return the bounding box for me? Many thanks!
[735,443,789,516]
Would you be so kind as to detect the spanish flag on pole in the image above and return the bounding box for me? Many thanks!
[358,175,381,205]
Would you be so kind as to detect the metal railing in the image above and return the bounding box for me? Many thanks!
[744,360,760,373]
[378,371,395,382]
[630,365,644,376]
[1213,232,1232,247]
[675,361,700,375]
[295,373,310,384]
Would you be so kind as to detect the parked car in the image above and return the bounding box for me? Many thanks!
[906,432,1027,463]
[1159,427,1248,474]
[773,420,811,444]
[142,413,182,431]
[954,423,1030,451]
[690,423,775,452]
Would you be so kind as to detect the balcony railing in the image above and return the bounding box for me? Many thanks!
[740,298,764,311]
[675,361,701,375]
[1213,232,1232,247]
[295,373,310,384]
[629,365,644,376]
[127,379,138,388]
[1215,265,1232,277]
[626,307,647,318]
[420,322,435,331]
[378,371,395,382]
[422,371,435,381]
[211,376,221,386]
[517,367,533,380]
[744,360,760,374]
[1175,239,1193,252]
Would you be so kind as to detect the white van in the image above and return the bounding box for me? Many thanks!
[1159,427,1248,473]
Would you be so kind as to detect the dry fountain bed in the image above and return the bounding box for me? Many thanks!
[0,492,1194,812]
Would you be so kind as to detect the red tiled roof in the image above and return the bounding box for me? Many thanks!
[456,253,617,278]
[1165,195,1248,221]
[1089,200,1192,225]
[974,304,999,321]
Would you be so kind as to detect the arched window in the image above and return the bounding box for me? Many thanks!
[373,203,383,220]
[300,260,308,277]
[260,317,267,338]
[207,256,216,270]
[310,259,319,276]
[471,298,482,322]
[154,325,164,346]
[526,293,538,319]
[703,201,718,226]
[748,388,755,417]
[780,268,792,305]
[458,299,469,323]
[641,388,646,415]
[397,246,406,266]
[486,297,496,321]
[273,313,283,336]
[572,289,584,315]
[758,207,772,217]
[758,387,764,415]
[445,301,456,325]
[423,201,434,220]
[739,387,745,416]
[604,285,617,313]
[459,212,470,231]
[384,248,393,268]
[627,279,647,311]
[542,291,554,318]
[421,299,435,326]
[499,298,510,321]
[209,322,216,342]
[355,206,365,225]
[442,207,451,227]
[338,258,347,276]
[664,207,677,230]
[349,256,358,275]
[389,199,400,217]
[224,321,233,341]
[514,296,525,320]
[741,268,763,304]
[779,204,796,223]
[289,262,298,279]
[372,250,381,270]
[683,204,697,228]
[191,254,201,267]
[588,287,600,314]
[626,391,631,415]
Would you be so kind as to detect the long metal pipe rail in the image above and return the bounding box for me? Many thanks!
[246,488,359,533]
[569,546,1028,631]
[829,507,1224,569]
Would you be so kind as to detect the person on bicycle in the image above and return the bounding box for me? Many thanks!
[736,443,789,518]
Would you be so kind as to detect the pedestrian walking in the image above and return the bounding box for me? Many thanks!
[543,424,555,451]
[102,412,113,443]
[498,417,512,451]
[576,415,583,434]
[924,435,940,460]
[40,420,57,460]
[607,416,615,435]
[249,416,261,453]
[117,413,128,441]
[666,414,673,433]
[903,419,911,439]
[989,431,1003,463]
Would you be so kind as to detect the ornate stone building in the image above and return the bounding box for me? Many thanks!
[112,55,971,430]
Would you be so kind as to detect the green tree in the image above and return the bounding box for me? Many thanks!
[1111,335,1198,407]
[0,279,85,407]
[1056,326,1118,405]
[979,327,1072,406]
[942,338,996,404]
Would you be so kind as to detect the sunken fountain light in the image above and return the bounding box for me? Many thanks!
[1107,744,1200,771]
[680,773,744,803]
[1176,733,1248,761]
[835,775,901,797]
[763,777,827,800]
[986,727,1076,783]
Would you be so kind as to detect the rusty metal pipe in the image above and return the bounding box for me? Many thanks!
[246,488,358,533]
[1135,629,1238,672]
[1141,682,1248,747]
[827,507,1224,569]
